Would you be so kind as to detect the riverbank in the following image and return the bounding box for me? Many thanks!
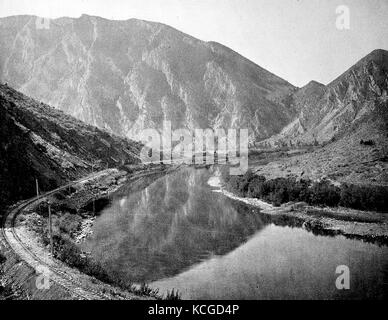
[0,164,175,300]
[208,174,388,245]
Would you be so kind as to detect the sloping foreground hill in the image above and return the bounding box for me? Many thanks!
[259,49,388,147]
[0,84,141,209]
[253,101,388,186]
[0,14,296,142]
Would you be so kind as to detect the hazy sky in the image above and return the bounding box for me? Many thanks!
[1,0,387,87]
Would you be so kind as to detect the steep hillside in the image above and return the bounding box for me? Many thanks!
[0,84,141,209]
[253,101,388,186]
[259,49,388,147]
[0,15,296,142]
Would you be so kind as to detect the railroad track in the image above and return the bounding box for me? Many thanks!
[1,165,182,300]
[1,172,115,300]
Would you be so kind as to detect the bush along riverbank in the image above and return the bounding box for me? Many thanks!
[222,169,388,213]
[215,167,388,245]
[15,166,181,299]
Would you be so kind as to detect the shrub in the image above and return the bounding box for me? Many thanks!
[339,184,388,212]
[226,169,260,195]
[165,288,181,300]
[225,171,388,213]
[247,175,266,198]
[0,252,6,265]
[53,235,112,284]
[309,180,341,207]
[134,283,159,298]
[360,139,375,146]
[58,212,82,235]
[237,169,256,194]
[246,176,313,206]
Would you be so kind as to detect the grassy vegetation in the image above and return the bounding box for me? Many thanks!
[304,209,382,223]
[41,231,161,298]
[222,169,388,212]
[165,288,181,300]
[134,283,160,297]
[50,233,181,299]
[36,205,128,292]
[34,201,176,299]
[0,251,14,300]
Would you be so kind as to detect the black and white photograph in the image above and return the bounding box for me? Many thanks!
[0,0,387,309]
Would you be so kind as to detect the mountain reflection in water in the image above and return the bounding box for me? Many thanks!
[82,168,267,283]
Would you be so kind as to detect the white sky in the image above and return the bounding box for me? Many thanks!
[0,0,387,87]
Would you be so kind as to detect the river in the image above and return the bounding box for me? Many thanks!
[82,167,388,299]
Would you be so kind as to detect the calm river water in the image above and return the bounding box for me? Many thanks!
[82,167,388,299]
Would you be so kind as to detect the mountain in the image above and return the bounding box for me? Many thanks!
[0,14,296,142]
[0,84,141,209]
[254,100,388,185]
[259,49,388,147]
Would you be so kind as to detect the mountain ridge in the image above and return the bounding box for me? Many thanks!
[257,49,388,147]
[1,15,386,148]
[0,14,296,142]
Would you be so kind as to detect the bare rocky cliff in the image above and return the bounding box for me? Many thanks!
[2,15,385,151]
[0,15,296,142]
[259,49,388,147]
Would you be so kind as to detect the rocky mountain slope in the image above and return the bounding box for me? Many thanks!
[258,49,388,147]
[0,84,141,209]
[254,100,388,186]
[0,14,296,142]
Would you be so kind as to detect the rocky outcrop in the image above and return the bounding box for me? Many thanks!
[0,15,296,142]
[0,84,141,209]
[258,49,388,147]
